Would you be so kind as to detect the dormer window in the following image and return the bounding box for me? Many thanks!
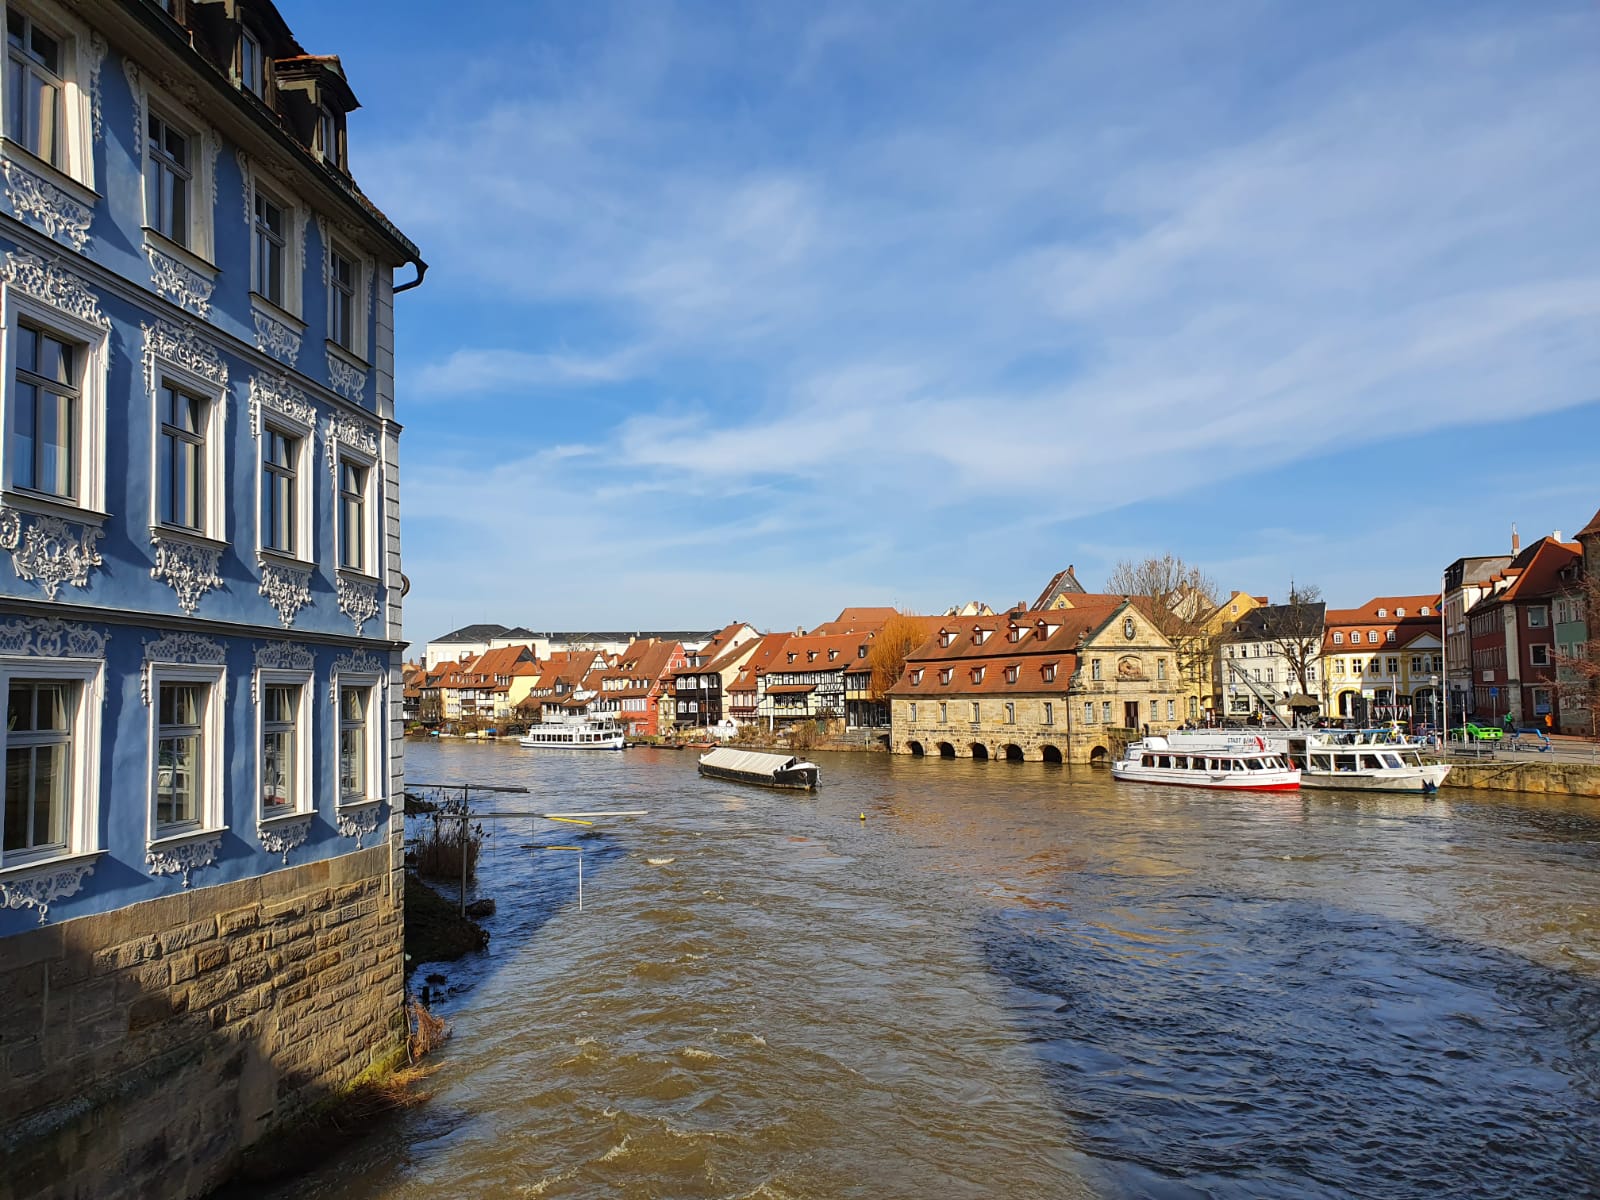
[240,27,264,96]
[1007,626,1022,642]
[938,668,953,685]
[1377,608,1387,618]
[910,669,923,686]
[1042,664,1056,682]
[1333,632,1343,645]
[974,629,991,644]
[971,667,985,684]
[787,652,796,663]
[807,650,817,662]
[1005,666,1018,684]
[940,629,956,648]
[1395,607,1405,617]
[1386,631,1396,643]
[828,649,838,661]
[1421,606,1430,616]
[318,106,343,170]
[1367,631,1379,644]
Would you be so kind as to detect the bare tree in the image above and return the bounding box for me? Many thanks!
[1106,555,1221,702]
[868,611,930,701]
[1256,582,1325,697]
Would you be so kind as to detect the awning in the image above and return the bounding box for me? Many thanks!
[1285,694,1321,708]
[765,684,818,695]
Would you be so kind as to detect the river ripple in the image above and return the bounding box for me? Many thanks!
[271,741,1600,1200]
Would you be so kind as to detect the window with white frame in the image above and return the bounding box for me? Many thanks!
[260,426,307,556]
[328,245,359,353]
[1367,631,1379,644]
[259,679,307,820]
[1004,702,1014,724]
[3,292,107,516]
[318,105,343,170]
[337,682,378,804]
[2,661,100,868]
[1333,632,1343,645]
[970,701,980,723]
[150,671,222,839]
[938,702,947,724]
[337,455,369,572]
[1042,701,1053,725]
[1083,701,1093,724]
[11,321,77,500]
[1091,659,1101,681]
[253,189,287,307]
[1101,701,1112,722]
[908,702,916,723]
[1527,606,1549,628]
[144,112,190,245]
[3,4,93,189]
[239,26,263,96]
[156,382,209,530]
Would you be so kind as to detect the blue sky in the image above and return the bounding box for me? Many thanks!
[288,0,1600,643]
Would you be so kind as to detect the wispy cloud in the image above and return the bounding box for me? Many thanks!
[349,0,1600,634]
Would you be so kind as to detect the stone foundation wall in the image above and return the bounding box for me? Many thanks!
[1442,759,1600,798]
[0,839,404,1200]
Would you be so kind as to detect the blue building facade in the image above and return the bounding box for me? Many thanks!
[0,0,424,933]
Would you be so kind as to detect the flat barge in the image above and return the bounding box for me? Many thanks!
[697,747,820,790]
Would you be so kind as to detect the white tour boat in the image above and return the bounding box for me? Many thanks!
[517,715,625,750]
[1270,730,1450,794]
[1111,731,1300,791]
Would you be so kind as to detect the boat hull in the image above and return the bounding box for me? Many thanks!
[698,763,818,790]
[1110,766,1301,791]
[1297,766,1450,793]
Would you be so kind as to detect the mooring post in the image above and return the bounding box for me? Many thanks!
[459,807,469,917]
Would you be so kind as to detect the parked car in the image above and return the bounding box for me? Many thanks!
[1449,721,1503,741]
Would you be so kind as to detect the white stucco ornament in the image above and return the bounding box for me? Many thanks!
[0,509,104,598]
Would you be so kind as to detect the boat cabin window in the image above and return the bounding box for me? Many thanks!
[1380,753,1403,769]
[1335,754,1357,771]
[1311,754,1332,770]
[1358,754,1384,770]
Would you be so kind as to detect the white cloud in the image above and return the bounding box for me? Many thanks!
[374,2,1600,631]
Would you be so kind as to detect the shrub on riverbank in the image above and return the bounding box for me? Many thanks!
[404,873,489,970]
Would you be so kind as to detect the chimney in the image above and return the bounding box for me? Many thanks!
[1511,524,1520,555]
[1553,530,1563,543]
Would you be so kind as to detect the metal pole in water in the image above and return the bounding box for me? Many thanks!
[577,853,583,912]
[459,809,468,917]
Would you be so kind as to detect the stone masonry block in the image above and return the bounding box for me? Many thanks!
[92,935,162,975]
[263,897,307,923]
[158,918,218,955]
[216,903,262,937]
[188,968,239,1012]
[194,943,229,974]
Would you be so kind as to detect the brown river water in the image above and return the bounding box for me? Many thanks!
[265,740,1600,1200]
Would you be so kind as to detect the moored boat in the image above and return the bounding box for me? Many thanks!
[698,746,819,790]
[518,715,625,750]
[1271,731,1450,793]
[1111,732,1300,791]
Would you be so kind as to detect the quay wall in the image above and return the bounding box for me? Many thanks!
[0,841,405,1200]
[1442,759,1600,798]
